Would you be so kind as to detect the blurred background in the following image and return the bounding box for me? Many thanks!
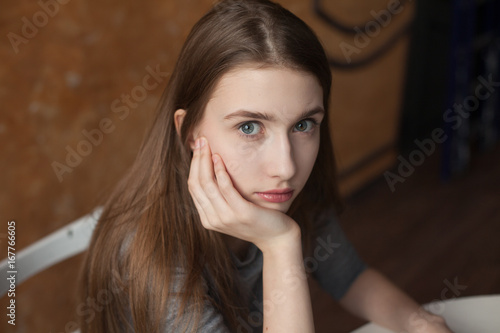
[0,0,499,332]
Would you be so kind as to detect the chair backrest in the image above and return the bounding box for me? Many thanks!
[0,207,102,296]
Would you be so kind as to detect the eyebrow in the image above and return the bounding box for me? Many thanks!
[223,106,325,122]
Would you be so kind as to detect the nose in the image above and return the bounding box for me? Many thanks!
[266,134,296,180]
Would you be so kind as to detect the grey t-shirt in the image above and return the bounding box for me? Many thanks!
[161,207,366,332]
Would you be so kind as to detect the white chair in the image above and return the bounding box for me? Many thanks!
[351,295,500,332]
[0,207,102,297]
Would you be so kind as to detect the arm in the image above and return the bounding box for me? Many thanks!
[261,226,315,333]
[339,268,452,333]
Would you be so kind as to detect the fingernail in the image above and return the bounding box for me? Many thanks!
[195,138,200,149]
[199,137,206,148]
[212,155,218,164]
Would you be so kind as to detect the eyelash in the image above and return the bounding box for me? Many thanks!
[236,118,320,140]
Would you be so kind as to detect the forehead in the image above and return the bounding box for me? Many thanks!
[205,66,324,121]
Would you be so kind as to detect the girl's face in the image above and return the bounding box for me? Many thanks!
[181,66,324,213]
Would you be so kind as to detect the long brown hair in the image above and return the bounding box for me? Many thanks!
[78,0,341,331]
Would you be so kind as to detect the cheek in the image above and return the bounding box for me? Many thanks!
[220,141,261,176]
[224,157,244,178]
[216,144,261,199]
[220,149,254,180]
[298,138,320,175]
[219,152,254,200]
[201,130,257,188]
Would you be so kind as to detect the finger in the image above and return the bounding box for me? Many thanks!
[187,137,201,179]
[187,137,203,198]
[197,138,219,200]
[190,189,212,229]
[197,138,230,220]
[211,153,248,213]
[192,137,235,232]
[187,138,214,228]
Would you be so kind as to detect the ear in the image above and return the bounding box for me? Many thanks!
[174,109,186,137]
[174,109,196,150]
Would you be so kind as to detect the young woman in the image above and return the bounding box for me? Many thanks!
[79,0,453,332]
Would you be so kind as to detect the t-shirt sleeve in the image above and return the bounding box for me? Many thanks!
[310,207,367,300]
[161,269,231,332]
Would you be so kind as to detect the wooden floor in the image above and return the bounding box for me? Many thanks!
[311,143,500,332]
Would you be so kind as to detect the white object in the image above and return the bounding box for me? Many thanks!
[0,207,102,296]
[351,294,500,333]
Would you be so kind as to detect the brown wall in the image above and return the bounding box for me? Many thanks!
[0,0,413,331]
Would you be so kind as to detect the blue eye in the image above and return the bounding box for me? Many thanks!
[295,119,316,132]
[236,118,319,140]
[238,122,262,138]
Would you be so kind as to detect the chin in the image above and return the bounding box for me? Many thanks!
[271,203,292,214]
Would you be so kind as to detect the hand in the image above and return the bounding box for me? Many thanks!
[187,136,300,252]
[407,310,454,333]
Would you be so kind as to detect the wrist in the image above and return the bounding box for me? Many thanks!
[258,222,302,257]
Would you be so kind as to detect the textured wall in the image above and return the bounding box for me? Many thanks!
[0,0,413,331]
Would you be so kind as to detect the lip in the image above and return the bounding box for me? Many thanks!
[256,188,294,203]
